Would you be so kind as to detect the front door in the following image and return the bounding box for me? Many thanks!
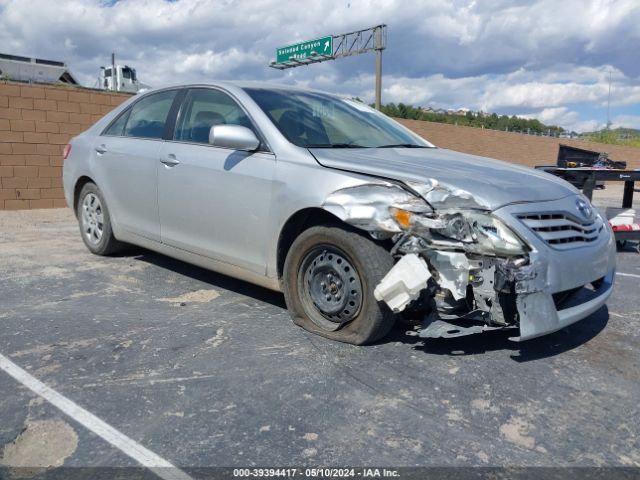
[157,88,275,274]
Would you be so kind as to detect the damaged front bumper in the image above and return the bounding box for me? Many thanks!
[494,198,617,341]
[513,268,614,341]
[373,197,617,342]
[322,182,617,342]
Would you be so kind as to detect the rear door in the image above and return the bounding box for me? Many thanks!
[94,89,179,241]
[157,87,276,274]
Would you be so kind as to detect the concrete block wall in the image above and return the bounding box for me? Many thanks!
[397,118,640,170]
[1,81,639,210]
[0,82,130,209]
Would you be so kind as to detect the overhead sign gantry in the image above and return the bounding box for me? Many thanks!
[270,25,387,110]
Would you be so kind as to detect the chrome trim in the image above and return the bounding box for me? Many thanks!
[517,211,604,250]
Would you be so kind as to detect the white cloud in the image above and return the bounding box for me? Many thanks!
[520,107,578,125]
[321,63,640,132]
[325,67,638,131]
[481,82,606,111]
[612,115,640,130]
[0,0,639,132]
[171,49,266,76]
[518,107,602,133]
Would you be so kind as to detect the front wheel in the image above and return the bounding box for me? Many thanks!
[283,226,396,345]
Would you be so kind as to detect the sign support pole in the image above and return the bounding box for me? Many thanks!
[375,49,382,110]
[374,26,383,110]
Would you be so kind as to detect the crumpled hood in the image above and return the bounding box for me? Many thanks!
[309,147,578,210]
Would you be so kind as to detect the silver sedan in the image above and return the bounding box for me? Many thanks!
[63,82,616,345]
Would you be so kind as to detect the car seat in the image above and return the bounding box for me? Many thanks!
[191,111,226,143]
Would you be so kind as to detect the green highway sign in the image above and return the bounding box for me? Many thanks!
[276,36,333,64]
[269,25,385,110]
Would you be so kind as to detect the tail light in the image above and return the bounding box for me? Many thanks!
[63,144,72,160]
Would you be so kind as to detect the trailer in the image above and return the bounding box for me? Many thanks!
[535,166,640,252]
[0,52,79,85]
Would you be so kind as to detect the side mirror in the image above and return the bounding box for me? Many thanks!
[209,125,260,151]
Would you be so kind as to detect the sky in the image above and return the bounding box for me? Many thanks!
[0,0,639,133]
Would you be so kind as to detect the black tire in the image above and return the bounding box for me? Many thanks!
[76,183,123,255]
[283,225,396,345]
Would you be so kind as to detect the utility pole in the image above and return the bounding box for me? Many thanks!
[606,69,612,129]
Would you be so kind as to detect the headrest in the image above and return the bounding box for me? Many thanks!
[194,111,225,125]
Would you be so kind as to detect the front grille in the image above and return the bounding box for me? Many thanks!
[517,212,604,249]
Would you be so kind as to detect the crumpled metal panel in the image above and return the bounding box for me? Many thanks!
[322,183,425,233]
[405,180,491,210]
[319,165,618,343]
[424,251,470,300]
[419,319,505,339]
[310,146,576,210]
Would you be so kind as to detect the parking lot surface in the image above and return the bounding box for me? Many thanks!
[0,186,639,478]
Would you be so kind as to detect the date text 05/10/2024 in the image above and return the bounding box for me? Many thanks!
[232,468,400,478]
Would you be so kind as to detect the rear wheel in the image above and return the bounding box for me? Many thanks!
[76,183,123,255]
[283,226,396,345]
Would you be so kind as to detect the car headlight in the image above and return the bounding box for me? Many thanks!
[390,207,527,256]
[463,211,527,255]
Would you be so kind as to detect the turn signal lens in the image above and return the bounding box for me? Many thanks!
[63,144,72,160]
[390,207,413,229]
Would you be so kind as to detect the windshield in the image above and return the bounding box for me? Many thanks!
[243,88,434,149]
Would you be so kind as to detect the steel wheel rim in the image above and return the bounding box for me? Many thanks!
[81,193,104,246]
[299,245,363,330]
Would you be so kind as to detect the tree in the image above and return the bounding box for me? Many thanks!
[378,102,564,134]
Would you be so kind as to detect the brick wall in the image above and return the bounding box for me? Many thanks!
[0,82,130,210]
[1,81,639,210]
[397,118,640,170]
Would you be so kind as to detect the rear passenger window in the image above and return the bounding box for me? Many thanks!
[175,88,254,144]
[103,109,130,136]
[123,90,177,139]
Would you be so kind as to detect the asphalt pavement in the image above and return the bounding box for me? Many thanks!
[0,187,638,479]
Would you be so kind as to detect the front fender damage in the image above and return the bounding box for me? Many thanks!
[322,183,423,236]
[320,181,546,340]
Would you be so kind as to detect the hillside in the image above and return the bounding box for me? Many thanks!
[379,102,565,135]
[581,128,640,147]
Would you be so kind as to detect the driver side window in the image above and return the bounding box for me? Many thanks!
[174,88,254,144]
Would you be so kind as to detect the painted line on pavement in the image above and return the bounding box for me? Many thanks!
[0,352,193,480]
[617,272,640,279]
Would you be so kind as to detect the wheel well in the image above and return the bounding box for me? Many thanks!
[276,207,345,279]
[73,176,95,214]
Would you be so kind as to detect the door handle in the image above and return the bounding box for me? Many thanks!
[95,144,107,154]
[160,154,180,167]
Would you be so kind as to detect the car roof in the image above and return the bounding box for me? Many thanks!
[142,81,338,98]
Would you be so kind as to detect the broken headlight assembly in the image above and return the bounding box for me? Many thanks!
[390,207,528,256]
